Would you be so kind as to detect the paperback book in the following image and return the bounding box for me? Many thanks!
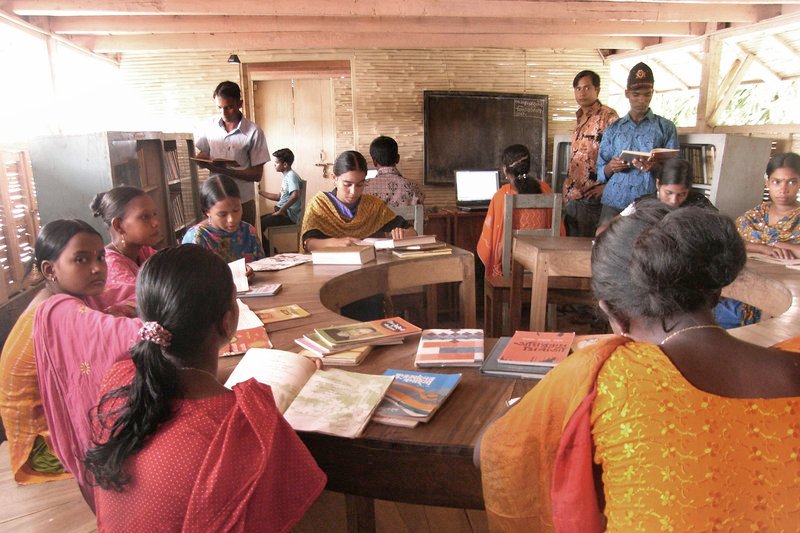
[297,344,373,366]
[313,317,421,348]
[219,299,272,357]
[238,283,282,298]
[225,349,394,438]
[249,253,312,272]
[295,333,401,358]
[311,245,376,265]
[414,329,484,367]
[392,244,452,259]
[481,337,552,380]
[372,369,462,427]
[256,304,310,324]
[497,331,574,366]
[360,234,438,250]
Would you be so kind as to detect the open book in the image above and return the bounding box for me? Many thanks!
[225,349,394,438]
[619,148,678,163]
[189,156,237,166]
[219,299,272,357]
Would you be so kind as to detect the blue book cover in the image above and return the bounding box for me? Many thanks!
[373,369,462,422]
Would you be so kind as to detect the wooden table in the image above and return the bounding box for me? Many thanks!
[509,236,593,332]
[216,246,504,532]
[509,234,800,346]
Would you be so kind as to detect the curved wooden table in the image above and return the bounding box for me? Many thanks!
[218,247,500,532]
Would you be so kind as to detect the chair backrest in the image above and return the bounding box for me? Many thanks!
[391,204,424,234]
[500,193,562,276]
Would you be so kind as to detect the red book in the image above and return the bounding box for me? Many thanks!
[498,331,575,366]
[219,326,272,357]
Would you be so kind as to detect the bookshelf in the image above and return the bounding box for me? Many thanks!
[30,131,199,248]
[162,133,200,240]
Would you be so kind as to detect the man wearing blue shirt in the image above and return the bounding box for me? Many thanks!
[596,62,678,225]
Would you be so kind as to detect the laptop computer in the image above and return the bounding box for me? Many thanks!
[455,170,499,211]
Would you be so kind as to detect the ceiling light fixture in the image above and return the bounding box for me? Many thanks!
[227,54,241,64]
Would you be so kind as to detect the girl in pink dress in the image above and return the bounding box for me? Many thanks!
[90,186,160,311]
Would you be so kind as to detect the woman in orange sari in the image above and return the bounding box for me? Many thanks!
[477,144,563,278]
[479,205,800,531]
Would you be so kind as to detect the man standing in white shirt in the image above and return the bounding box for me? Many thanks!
[194,81,269,226]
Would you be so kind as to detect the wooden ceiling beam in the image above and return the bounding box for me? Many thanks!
[46,16,701,37]
[71,31,648,53]
[8,0,777,23]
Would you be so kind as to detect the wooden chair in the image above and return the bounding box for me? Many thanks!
[484,193,591,336]
[385,204,438,327]
[264,179,307,255]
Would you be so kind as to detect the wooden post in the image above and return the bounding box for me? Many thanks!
[695,35,722,132]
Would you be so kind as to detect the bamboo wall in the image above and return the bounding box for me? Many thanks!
[118,48,611,207]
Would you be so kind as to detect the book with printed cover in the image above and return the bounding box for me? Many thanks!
[414,329,484,367]
[219,300,272,357]
[295,333,401,357]
[480,337,551,380]
[238,283,282,298]
[249,253,312,272]
[297,344,373,366]
[256,304,310,324]
[225,349,394,438]
[314,317,421,348]
[497,331,574,366]
[372,369,461,427]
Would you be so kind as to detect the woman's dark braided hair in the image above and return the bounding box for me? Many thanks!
[83,244,234,491]
[592,203,745,332]
[502,144,541,194]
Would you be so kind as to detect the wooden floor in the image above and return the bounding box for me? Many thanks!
[0,441,488,532]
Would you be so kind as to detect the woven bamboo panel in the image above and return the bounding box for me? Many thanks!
[118,48,611,208]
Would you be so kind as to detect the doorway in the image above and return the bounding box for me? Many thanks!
[253,78,336,214]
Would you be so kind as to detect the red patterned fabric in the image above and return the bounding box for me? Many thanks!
[94,360,326,532]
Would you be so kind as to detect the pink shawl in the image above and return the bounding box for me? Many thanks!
[34,294,141,510]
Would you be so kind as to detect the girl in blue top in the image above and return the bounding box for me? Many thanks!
[182,175,265,263]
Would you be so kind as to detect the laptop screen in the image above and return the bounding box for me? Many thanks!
[455,170,499,203]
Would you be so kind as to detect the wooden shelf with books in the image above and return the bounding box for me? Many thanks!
[162,133,200,241]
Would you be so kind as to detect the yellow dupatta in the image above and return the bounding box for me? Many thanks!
[301,192,398,242]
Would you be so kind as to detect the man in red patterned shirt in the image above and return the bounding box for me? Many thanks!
[562,70,619,236]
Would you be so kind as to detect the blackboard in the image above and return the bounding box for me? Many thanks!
[423,91,548,185]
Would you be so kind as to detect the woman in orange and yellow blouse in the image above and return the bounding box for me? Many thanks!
[479,204,800,532]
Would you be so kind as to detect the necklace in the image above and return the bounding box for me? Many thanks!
[659,324,723,346]
[179,367,220,382]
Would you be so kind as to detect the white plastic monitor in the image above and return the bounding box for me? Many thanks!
[455,170,500,203]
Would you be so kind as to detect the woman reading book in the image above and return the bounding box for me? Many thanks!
[301,150,416,252]
[478,204,800,531]
[477,144,563,278]
[84,244,326,531]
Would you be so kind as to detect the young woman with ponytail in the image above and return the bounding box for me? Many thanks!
[84,244,325,531]
[477,144,563,278]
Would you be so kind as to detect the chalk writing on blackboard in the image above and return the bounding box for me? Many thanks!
[514,99,544,118]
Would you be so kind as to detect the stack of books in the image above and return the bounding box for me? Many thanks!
[294,317,422,359]
[372,369,462,428]
[480,330,574,379]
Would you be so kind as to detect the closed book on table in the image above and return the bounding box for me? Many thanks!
[414,329,484,367]
[314,317,421,348]
[362,234,438,250]
[312,245,376,265]
[497,330,574,366]
[373,369,462,426]
[481,337,552,380]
